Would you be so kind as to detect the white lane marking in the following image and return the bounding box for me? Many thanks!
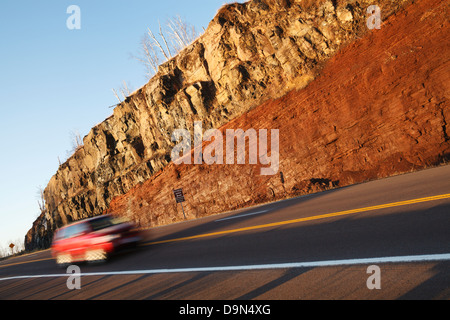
[215,210,269,222]
[1,253,449,282]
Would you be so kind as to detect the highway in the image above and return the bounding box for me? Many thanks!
[1,165,449,301]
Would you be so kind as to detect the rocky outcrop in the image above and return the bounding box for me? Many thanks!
[25,0,426,250]
[104,0,450,227]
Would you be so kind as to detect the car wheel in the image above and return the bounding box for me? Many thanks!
[56,254,72,267]
[85,249,107,264]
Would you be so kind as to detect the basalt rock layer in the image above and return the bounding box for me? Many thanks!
[25,0,447,251]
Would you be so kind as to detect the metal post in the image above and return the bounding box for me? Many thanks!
[180,202,186,219]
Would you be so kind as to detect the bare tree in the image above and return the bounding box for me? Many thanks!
[167,15,199,53]
[0,243,6,258]
[150,22,172,61]
[37,186,46,216]
[112,88,122,104]
[5,239,25,257]
[70,130,83,153]
[13,238,24,254]
[120,80,132,98]
[112,81,134,105]
[132,16,200,80]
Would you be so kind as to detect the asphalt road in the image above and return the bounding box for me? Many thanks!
[1,165,450,301]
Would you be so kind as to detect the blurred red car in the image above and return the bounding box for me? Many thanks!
[51,214,142,266]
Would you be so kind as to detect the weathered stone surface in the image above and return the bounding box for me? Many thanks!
[105,0,449,228]
[25,0,426,251]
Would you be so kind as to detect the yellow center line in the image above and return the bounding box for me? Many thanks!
[0,257,53,269]
[144,193,450,246]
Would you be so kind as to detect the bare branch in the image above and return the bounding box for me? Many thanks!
[133,16,200,79]
[147,27,170,61]
[69,130,83,154]
[122,80,131,96]
[159,20,172,58]
[112,88,122,103]
[36,186,46,214]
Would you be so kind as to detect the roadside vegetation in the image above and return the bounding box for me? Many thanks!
[113,16,200,103]
[0,239,25,260]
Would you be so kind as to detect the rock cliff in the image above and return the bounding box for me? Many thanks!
[105,0,449,228]
[25,0,448,250]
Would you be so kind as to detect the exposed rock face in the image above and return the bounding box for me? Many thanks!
[105,0,450,227]
[25,0,436,251]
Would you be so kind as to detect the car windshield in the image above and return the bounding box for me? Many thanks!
[57,223,89,239]
[88,216,122,231]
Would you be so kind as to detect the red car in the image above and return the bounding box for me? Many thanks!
[51,214,142,266]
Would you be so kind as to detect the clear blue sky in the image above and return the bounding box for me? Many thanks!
[0,0,243,252]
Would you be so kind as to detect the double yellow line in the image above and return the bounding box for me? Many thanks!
[144,193,450,246]
[1,193,449,269]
